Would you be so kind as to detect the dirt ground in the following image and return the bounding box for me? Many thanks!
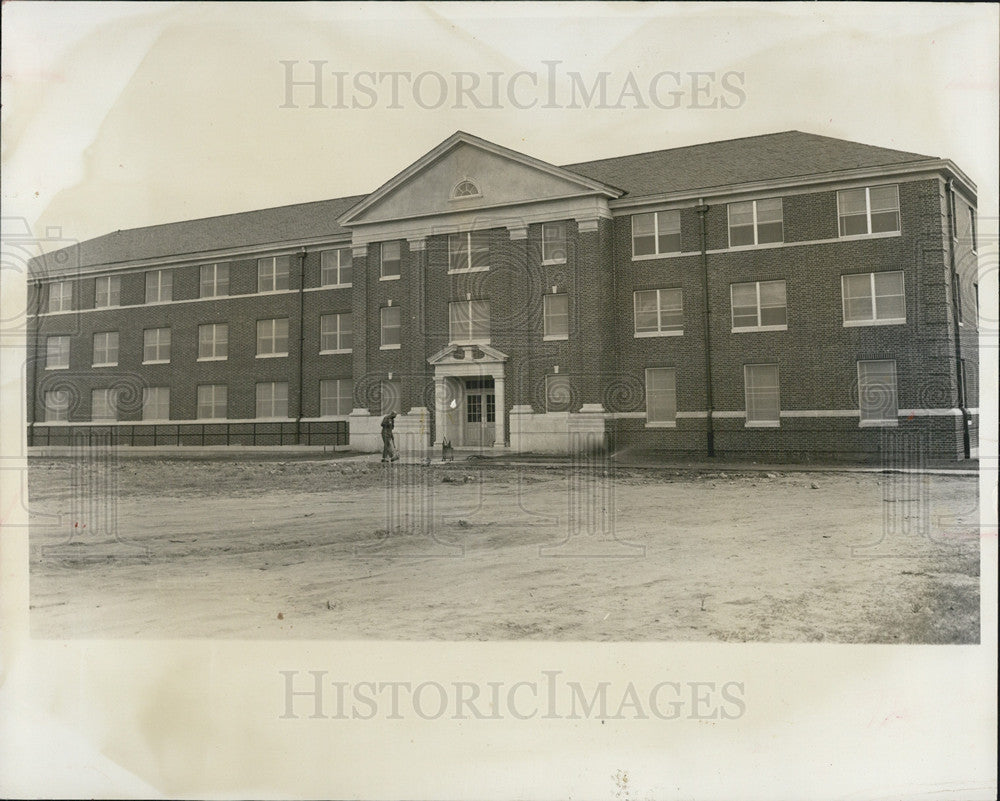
[26,456,981,642]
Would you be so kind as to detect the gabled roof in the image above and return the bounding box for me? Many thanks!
[560,130,937,198]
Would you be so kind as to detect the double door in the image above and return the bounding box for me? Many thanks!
[463,377,495,447]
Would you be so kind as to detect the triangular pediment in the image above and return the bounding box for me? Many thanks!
[339,132,622,227]
[427,343,509,366]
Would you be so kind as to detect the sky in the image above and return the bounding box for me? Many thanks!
[2,2,997,248]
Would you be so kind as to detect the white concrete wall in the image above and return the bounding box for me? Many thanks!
[508,406,607,454]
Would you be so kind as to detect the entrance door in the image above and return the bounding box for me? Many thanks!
[463,377,495,447]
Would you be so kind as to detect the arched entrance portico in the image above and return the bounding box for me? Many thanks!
[428,344,508,448]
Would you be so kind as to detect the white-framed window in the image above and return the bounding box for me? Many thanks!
[744,364,780,426]
[542,222,567,264]
[198,323,228,360]
[258,256,290,292]
[92,331,118,367]
[838,185,900,236]
[91,388,118,421]
[45,336,70,370]
[142,327,171,363]
[257,318,289,357]
[44,389,70,422]
[731,280,787,331]
[145,270,173,303]
[380,305,401,348]
[320,313,352,353]
[545,374,571,413]
[256,381,289,418]
[967,204,978,252]
[543,293,569,340]
[142,387,170,421]
[380,379,401,415]
[95,276,120,308]
[49,281,72,312]
[448,299,490,345]
[321,247,353,286]
[634,288,683,336]
[645,367,677,426]
[728,198,783,247]
[841,271,906,326]
[380,241,402,279]
[197,384,227,419]
[448,232,490,273]
[858,360,898,425]
[632,210,681,257]
[200,263,229,298]
[320,378,353,416]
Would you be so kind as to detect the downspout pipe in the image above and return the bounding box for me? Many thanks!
[27,279,42,446]
[946,179,971,459]
[295,247,306,445]
[695,202,715,457]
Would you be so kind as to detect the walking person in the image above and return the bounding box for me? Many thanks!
[381,411,400,462]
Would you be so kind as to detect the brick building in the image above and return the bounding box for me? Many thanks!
[26,130,980,460]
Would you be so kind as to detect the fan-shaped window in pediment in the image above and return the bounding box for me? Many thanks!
[452,179,481,199]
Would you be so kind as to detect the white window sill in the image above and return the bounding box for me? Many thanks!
[645,421,677,428]
[197,356,227,362]
[727,239,784,251]
[93,305,121,310]
[144,299,173,306]
[199,293,229,299]
[745,421,780,428]
[543,334,569,341]
[542,258,566,266]
[631,251,682,262]
[447,266,490,274]
[256,352,288,359]
[319,283,352,289]
[379,274,401,281]
[142,360,170,365]
[44,365,69,371]
[859,419,899,427]
[837,231,901,242]
[380,344,401,350]
[92,362,118,368]
[319,349,352,355]
[843,318,906,327]
[732,325,788,333]
[634,330,683,338]
[448,340,490,347]
[256,287,292,295]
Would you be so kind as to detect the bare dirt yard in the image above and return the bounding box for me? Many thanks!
[27,455,981,642]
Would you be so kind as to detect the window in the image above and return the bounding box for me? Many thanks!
[44,390,70,422]
[633,289,683,336]
[731,280,787,331]
[632,210,681,257]
[448,299,490,344]
[645,367,677,425]
[744,364,780,426]
[841,271,906,325]
[858,360,898,424]
[380,380,401,415]
[258,256,290,292]
[95,276,120,308]
[321,248,353,286]
[142,387,170,421]
[257,318,289,357]
[542,223,567,263]
[543,293,569,340]
[91,388,118,421]
[380,241,402,279]
[92,331,119,366]
[200,263,229,298]
[545,374,571,413]
[256,382,288,418]
[838,185,900,236]
[49,281,72,312]
[197,385,227,419]
[198,323,228,360]
[728,199,783,246]
[320,313,352,352]
[968,205,978,252]
[45,336,70,369]
[320,379,353,416]
[453,179,480,198]
[380,306,401,348]
[145,270,173,303]
[143,327,171,363]
[448,232,490,272]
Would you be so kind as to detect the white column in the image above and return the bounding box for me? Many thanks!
[494,374,506,446]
